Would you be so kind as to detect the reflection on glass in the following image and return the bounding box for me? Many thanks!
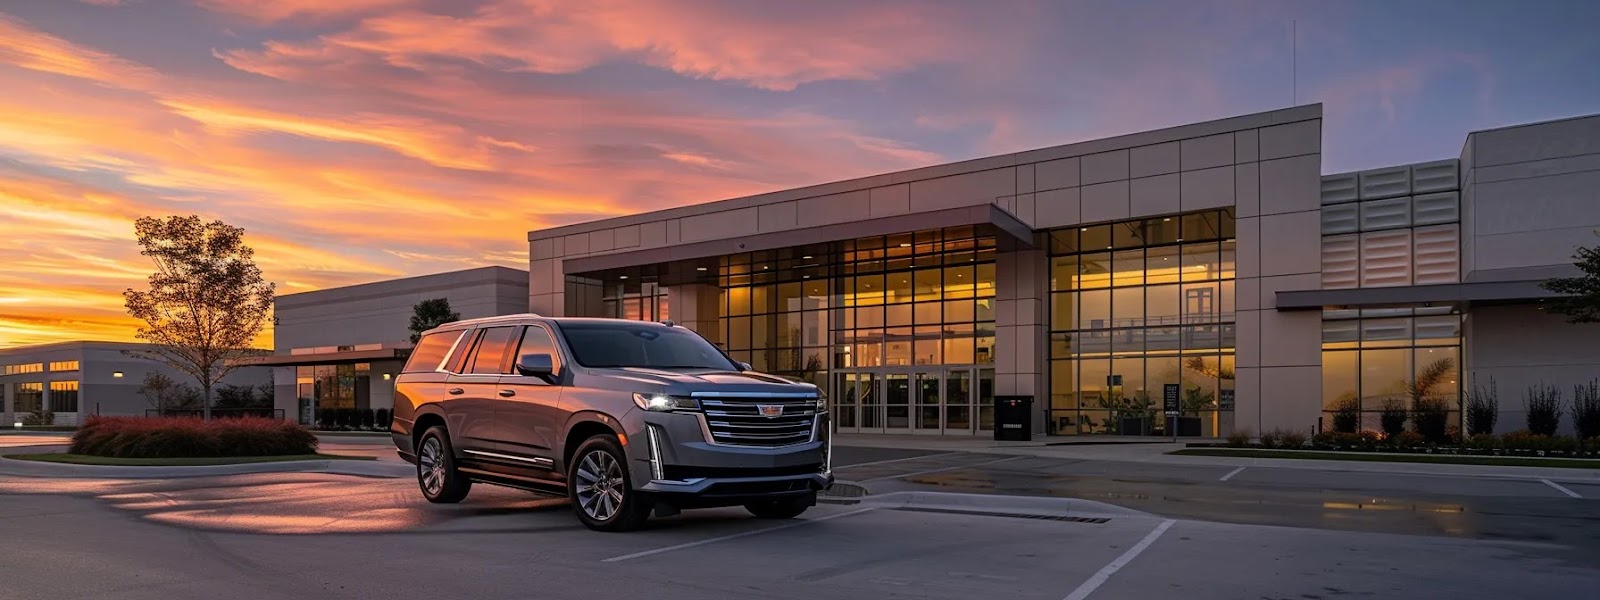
[947,370,972,431]
[885,373,910,428]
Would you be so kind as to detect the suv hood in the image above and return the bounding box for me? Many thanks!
[584,367,820,396]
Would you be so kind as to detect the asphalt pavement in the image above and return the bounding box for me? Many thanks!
[3,442,1599,599]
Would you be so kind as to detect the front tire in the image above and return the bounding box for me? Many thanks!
[416,426,471,504]
[745,493,815,519]
[568,435,651,532]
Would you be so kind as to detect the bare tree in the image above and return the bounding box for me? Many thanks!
[124,216,274,420]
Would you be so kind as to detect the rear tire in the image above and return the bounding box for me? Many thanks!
[568,435,652,532]
[416,426,471,504]
[744,493,815,519]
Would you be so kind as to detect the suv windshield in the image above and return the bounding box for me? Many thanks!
[558,322,738,370]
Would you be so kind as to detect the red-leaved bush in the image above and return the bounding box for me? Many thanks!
[71,416,318,458]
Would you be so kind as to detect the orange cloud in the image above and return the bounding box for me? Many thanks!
[194,0,415,23]
[219,0,967,91]
[0,13,160,88]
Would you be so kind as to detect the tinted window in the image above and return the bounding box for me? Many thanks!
[402,331,462,373]
[515,325,561,374]
[468,327,518,375]
[560,322,736,370]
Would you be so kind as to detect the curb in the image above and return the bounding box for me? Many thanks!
[0,456,412,480]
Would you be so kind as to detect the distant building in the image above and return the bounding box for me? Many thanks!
[0,341,269,426]
[254,266,529,425]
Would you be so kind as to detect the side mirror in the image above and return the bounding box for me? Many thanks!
[737,361,753,372]
[515,353,557,383]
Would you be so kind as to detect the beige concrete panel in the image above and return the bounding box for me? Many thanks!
[1034,187,1081,229]
[1259,120,1320,160]
[1258,154,1321,216]
[1130,174,1180,218]
[1235,162,1260,217]
[1236,216,1260,278]
[562,233,590,256]
[1081,150,1130,185]
[1016,163,1036,194]
[1234,276,1261,311]
[614,225,640,249]
[1235,129,1260,163]
[588,228,615,253]
[681,207,758,242]
[1235,309,1261,368]
[1258,309,1320,367]
[1180,166,1236,211]
[908,168,1015,212]
[869,184,911,217]
[1131,142,1180,178]
[1080,181,1130,223]
[1259,211,1321,276]
[1035,156,1080,190]
[639,221,666,247]
[1182,132,1235,171]
[1260,365,1321,433]
[757,201,799,232]
[797,190,871,227]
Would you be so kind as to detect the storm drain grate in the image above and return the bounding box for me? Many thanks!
[888,506,1110,524]
[820,482,870,498]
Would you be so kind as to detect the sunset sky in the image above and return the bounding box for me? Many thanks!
[1,0,1597,349]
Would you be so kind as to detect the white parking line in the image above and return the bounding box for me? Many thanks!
[1541,479,1583,499]
[601,508,875,562]
[1218,466,1246,482]
[835,451,964,470]
[1062,519,1177,600]
[862,455,1026,483]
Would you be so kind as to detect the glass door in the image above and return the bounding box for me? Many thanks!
[946,369,974,434]
[913,370,942,433]
[884,372,911,430]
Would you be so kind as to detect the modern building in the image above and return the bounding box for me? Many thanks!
[258,266,529,425]
[0,341,269,426]
[521,105,1600,437]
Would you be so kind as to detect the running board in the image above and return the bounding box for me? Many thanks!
[458,466,568,496]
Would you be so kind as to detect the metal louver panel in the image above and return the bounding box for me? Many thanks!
[1360,197,1411,231]
[1321,173,1359,205]
[1321,234,1359,289]
[1321,203,1359,234]
[1360,230,1411,287]
[1360,166,1410,199]
[1412,192,1459,225]
[1412,225,1460,285]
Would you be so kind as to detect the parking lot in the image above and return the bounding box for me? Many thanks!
[4,443,1599,600]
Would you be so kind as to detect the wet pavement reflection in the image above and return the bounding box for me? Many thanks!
[0,473,569,534]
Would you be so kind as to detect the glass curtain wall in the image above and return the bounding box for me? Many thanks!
[717,226,998,432]
[1049,210,1237,436]
[602,281,669,322]
[295,363,372,426]
[15,382,43,414]
[48,381,79,413]
[1321,309,1461,433]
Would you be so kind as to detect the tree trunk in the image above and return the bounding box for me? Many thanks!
[203,381,212,422]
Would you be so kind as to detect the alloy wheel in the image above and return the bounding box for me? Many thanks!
[574,449,625,521]
[418,437,446,496]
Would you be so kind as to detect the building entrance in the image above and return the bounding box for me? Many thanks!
[832,367,993,435]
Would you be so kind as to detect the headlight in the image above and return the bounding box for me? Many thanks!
[632,393,700,412]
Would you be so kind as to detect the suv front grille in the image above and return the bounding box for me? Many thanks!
[698,396,818,447]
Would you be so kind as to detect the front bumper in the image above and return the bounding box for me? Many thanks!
[624,409,832,504]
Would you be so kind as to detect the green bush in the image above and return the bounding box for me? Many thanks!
[1332,397,1360,434]
[1466,378,1499,436]
[1225,429,1252,448]
[70,416,317,458]
[1389,431,1427,449]
[1279,430,1307,449]
[1258,430,1283,449]
[1525,384,1564,436]
[1379,399,1408,437]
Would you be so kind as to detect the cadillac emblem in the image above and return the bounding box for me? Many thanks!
[757,404,784,418]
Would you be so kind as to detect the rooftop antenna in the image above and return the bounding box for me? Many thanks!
[1291,19,1298,106]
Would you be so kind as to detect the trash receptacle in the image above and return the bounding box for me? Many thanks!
[994,395,1033,441]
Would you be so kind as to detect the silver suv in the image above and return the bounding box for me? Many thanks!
[390,314,832,531]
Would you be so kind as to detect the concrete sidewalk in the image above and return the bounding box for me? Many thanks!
[0,455,411,479]
[835,434,1600,482]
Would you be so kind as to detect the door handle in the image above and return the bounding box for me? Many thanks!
[447,388,464,395]
[498,389,516,397]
